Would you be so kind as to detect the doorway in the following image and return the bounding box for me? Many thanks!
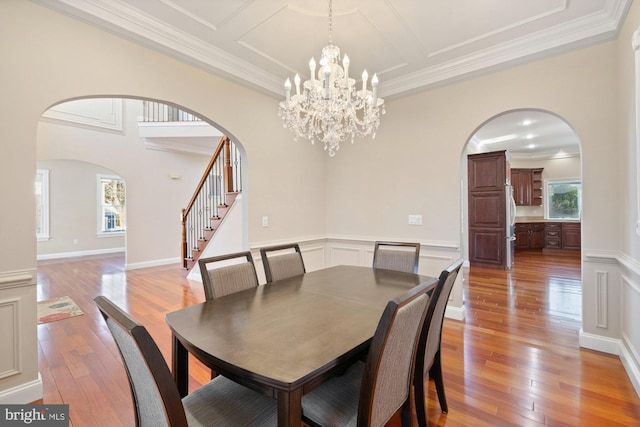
[36,97,249,270]
[462,109,582,268]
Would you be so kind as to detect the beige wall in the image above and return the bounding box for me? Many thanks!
[37,99,213,267]
[2,0,640,401]
[36,159,126,257]
[0,0,326,402]
[616,0,640,395]
[326,42,619,251]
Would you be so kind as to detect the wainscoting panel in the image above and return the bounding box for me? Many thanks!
[583,251,640,397]
[0,297,19,379]
[596,271,609,329]
[0,269,42,404]
[621,259,640,397]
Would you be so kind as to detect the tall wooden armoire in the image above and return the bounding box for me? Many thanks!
[468,150,509,266]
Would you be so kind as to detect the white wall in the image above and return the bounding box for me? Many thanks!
[0,0,327,403]
[617,0,640,396]
[36,159,125,258]
[37,99,212,268]
[1,0,640,402]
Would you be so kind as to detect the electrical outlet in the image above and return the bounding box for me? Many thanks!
[408,215,422,225]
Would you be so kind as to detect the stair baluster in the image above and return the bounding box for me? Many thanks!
[181,136,241,269]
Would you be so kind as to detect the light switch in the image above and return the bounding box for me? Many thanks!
[408,215,422,225]
[262,216,269,227]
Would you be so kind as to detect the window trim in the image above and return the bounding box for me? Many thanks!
[97,174,126,236]
[36,169,50,241]
[544,178,582,220]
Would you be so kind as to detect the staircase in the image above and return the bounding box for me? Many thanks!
[181,135,243,269]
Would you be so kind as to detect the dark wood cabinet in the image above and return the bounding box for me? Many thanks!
[544,223,562,249]
[468,152,506,192]
[531,168,543,206]
[511,169,531,206]
[561,223,581,250]
[530,224,545,248]
[515,224,529,250]
[468,151,508,266]
[511,168,543,206]
[515,223,544,249]
[542,222,581,251]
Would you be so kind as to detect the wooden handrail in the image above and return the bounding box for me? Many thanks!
[183,136,229,216]
[181,135,241,268]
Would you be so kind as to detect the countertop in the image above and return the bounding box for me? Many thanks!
[515,216,581,224]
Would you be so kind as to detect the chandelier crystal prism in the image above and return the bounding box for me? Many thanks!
[278,0,385,157]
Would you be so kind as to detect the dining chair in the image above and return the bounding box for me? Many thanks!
[260,243,306,283]
[414,258,464,426]
[198,251,259,300]
[301,279,433,427]
[94,296,277,427]
[372,241,421,274]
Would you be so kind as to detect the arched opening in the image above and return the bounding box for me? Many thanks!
[461,109,582,268]
[36,96,248,272]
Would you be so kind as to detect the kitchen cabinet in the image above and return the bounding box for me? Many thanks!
[468,151,508,266]
[518,221,581,252]
[543,222,581,250]
[511,168,543,206]
[544,223,562,249]
[515,223,544,250]
[561,223,581,250]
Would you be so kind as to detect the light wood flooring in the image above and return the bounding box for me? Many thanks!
[35,251,640,426]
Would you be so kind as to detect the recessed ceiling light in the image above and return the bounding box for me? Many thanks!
[522,119,532,126]
[528,144,535,149]
[478,134,518,145]
[525,133,534,139]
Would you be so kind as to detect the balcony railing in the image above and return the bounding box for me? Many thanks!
[142,101,201,123]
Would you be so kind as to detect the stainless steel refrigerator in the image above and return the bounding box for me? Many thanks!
[505,183,516,269]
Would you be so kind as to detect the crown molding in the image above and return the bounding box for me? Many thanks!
[34,0,285,96]
[381,1,631,98]
[34,0,632,99]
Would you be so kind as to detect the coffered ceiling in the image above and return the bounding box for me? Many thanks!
[35,0,630,99]
[33,0,630,159]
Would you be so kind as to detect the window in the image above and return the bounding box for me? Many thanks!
[98,174,126,234]
[35,169,49,240]
[545,179,581,220]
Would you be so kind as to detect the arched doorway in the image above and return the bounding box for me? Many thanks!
[461,109,582,267]
[36,97,249,270]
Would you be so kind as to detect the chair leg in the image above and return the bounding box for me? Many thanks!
[414,371,429,427]
[400,399,413,427]
[429,351,448,413]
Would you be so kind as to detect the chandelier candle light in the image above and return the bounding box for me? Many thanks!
[278,0,385,157]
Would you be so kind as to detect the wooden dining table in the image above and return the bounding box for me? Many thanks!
[166,265,437,427]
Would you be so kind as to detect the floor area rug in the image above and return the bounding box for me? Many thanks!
[38,296,84,324]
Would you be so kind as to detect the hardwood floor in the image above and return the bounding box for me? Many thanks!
[35,251,640,426]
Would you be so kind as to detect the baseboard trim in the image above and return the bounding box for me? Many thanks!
[0,375,43,404]
[126,257,181,270]
[37,247,124,261]
[445,304,465,321]
[579,328,621,355]
[620,333,640,397]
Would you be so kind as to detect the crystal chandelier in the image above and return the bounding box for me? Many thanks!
[278,0,385,157]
